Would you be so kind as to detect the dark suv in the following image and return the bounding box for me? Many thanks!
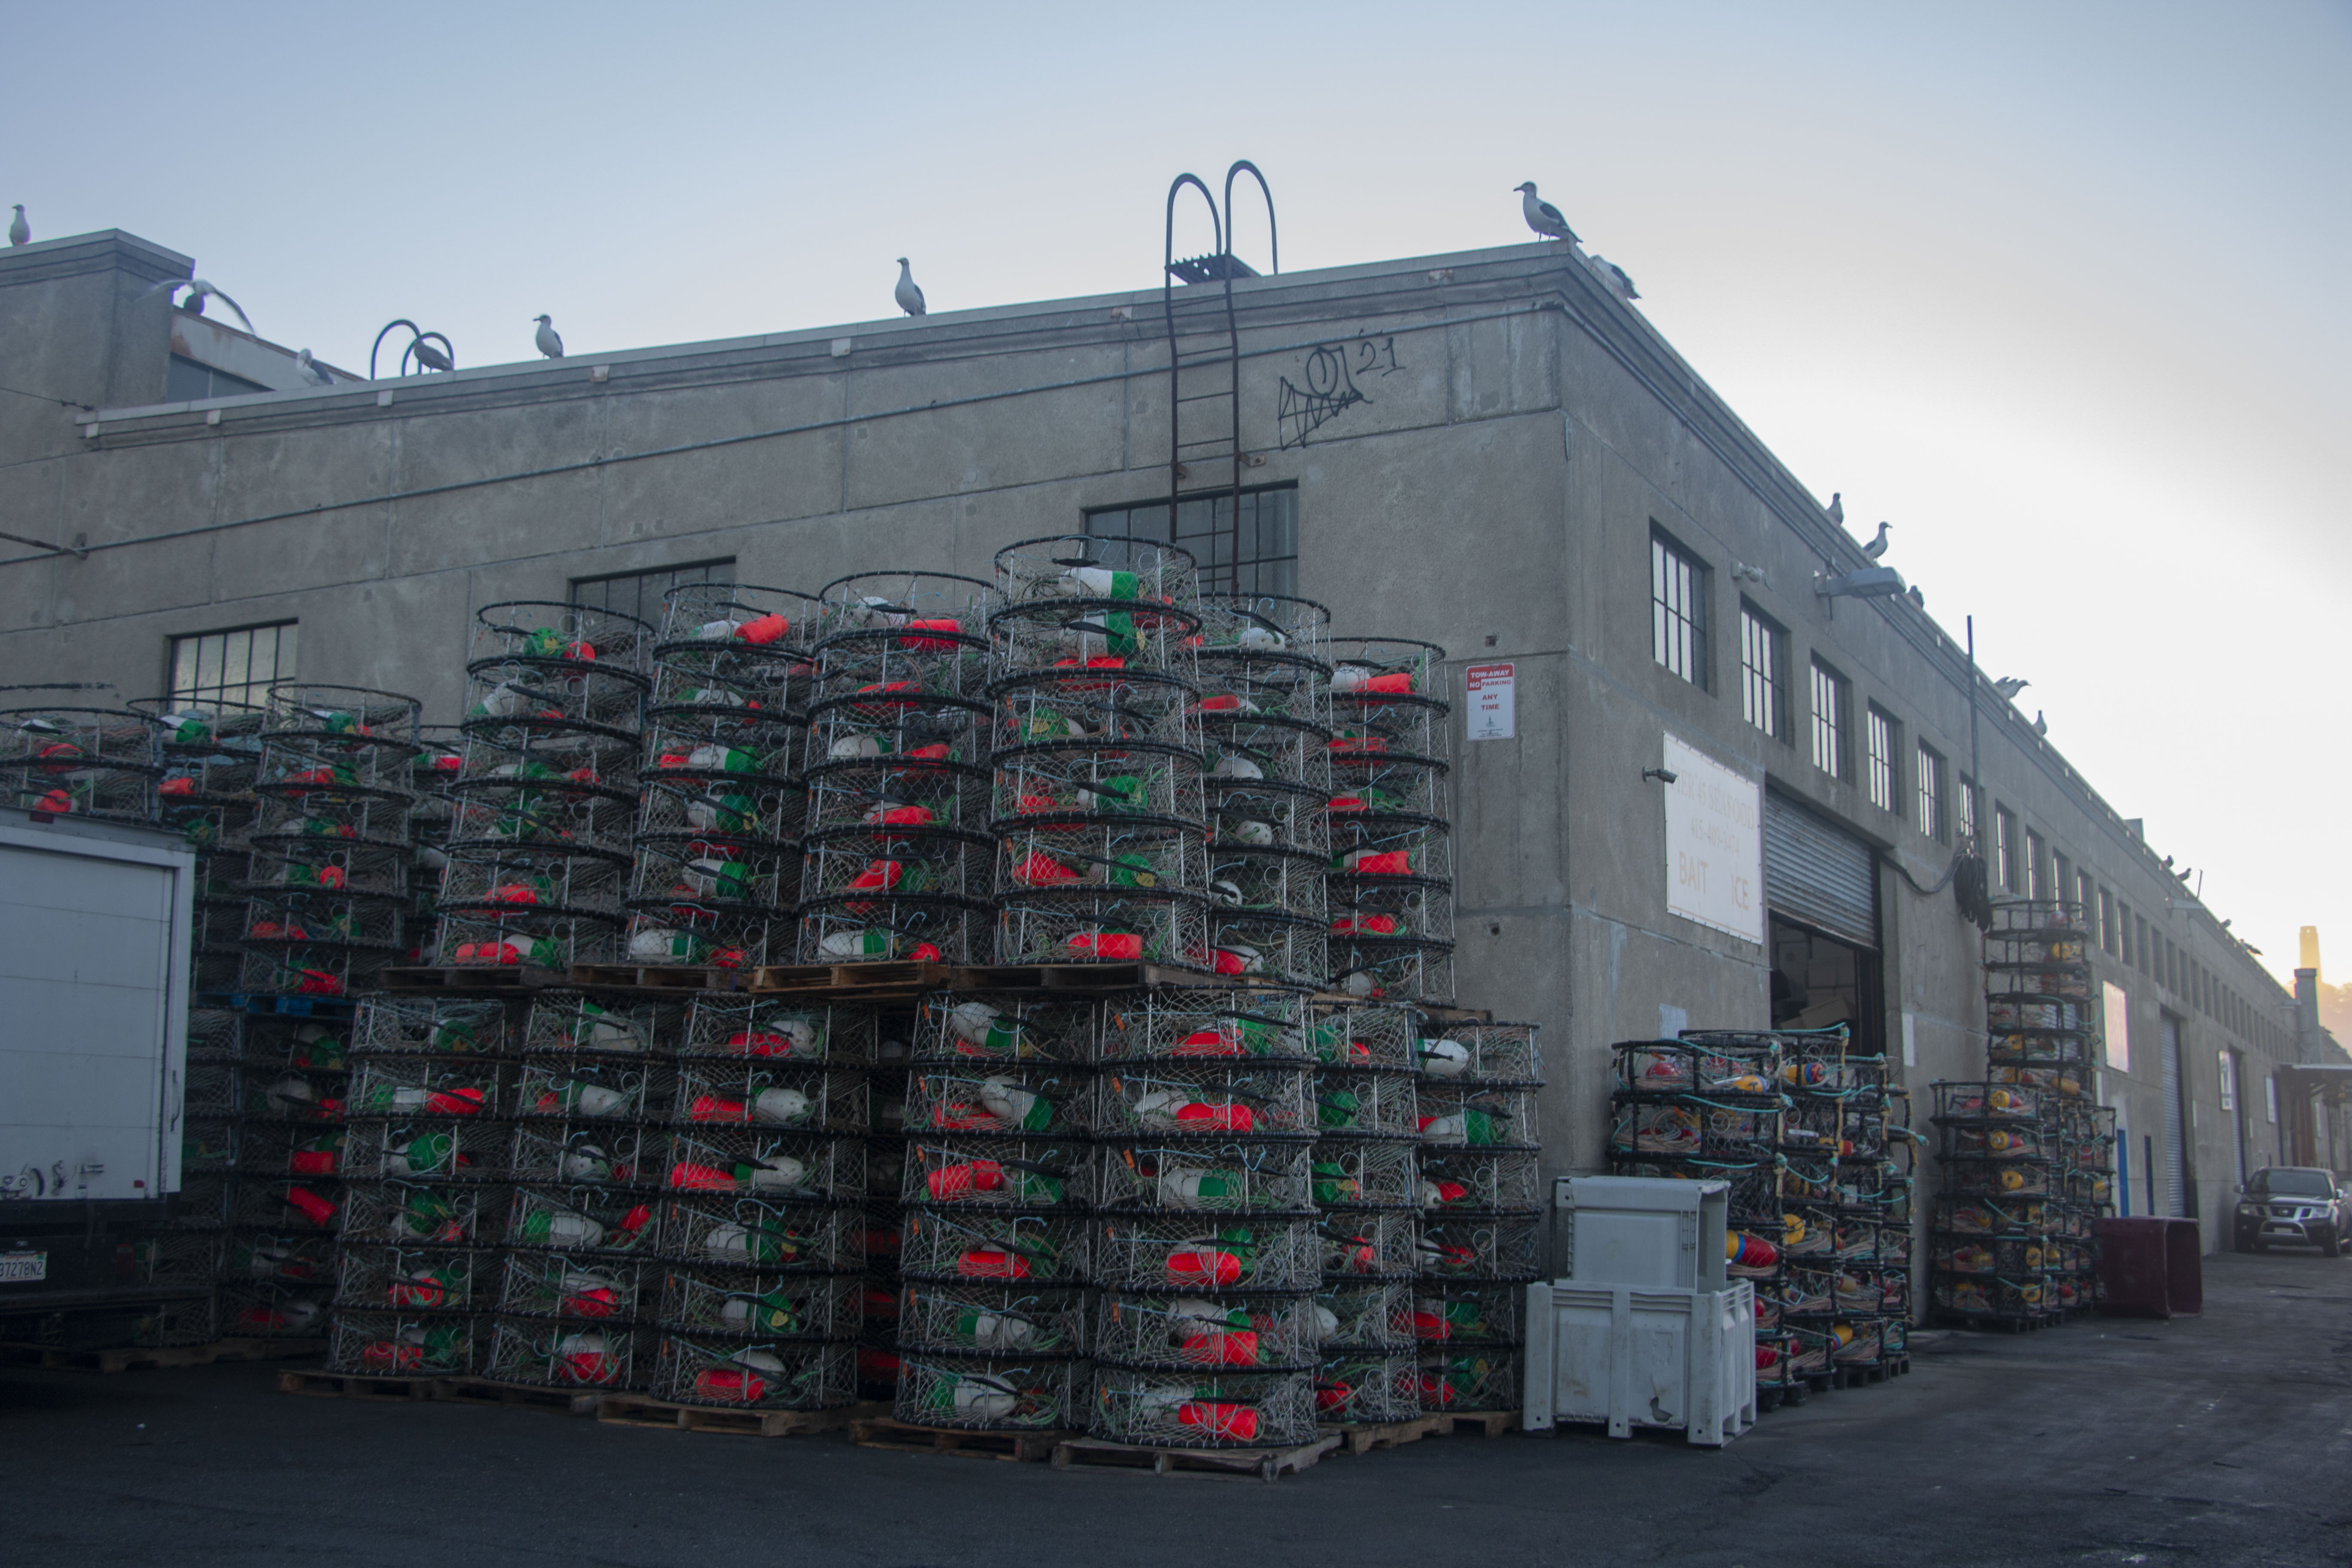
[2233,1167,2351,1256]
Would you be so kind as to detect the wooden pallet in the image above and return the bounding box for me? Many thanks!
[376,965,569,993]
[276,1369,597,1414]
[595,1393,879,1437]
[279,1368,453,1401]
[1050,1433,1341,1481]
[849,1415,1070,1461]
[2,1335,326,1374]
[1422,1409,1519,1437]
[568,964,747,993]
[442,1378,603,1416]
[1320,1415,1442,1455]
[747,960,1214,1000]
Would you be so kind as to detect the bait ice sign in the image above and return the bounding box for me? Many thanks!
[1661,735,1761,945]
[1465,663,1515,741]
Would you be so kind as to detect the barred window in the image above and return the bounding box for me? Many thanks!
[1995,807,2018,891]
[1959,773,1978,845]
[1809,659,1849,779]
[1916,744,1947,841]
[2024,829,2047,899]
[571,558,735,629]
[1651,530,1708,688]
[1738,605,1786,740]
[1087,484,1297,598]
[168,621,297,710]
[1865,705,1899,812]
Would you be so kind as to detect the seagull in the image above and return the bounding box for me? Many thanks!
[1906,585,1925,608]
[1587,254,1640,301]
[534,315,564,358]
[412,337,453,372]
[2032,710,2048,737]
[1861,521,1891,560]
[1513,182,1577,244]
[894,258,926,317]
[1991,677,2028,701]
[2175,866,2193,883]
[1825,493,1843,524]
[294,349,334,387]
[138,277,256,334]
[8,205,27,246]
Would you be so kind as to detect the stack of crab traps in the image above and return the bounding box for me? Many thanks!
[135,697,266,992]
[1776,1031,1912,1380]
[1932,899,2114,1326]
[1323,638,1453,1004]
[1308,1000,1424,1427]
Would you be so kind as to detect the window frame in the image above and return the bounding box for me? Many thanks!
[1085,482,1298,599]
[1864,704,1900,813]
[1958,773,1979,845]
[166,620,299,712]
[1915,742,1947,842]
[1809,658,1850,781]
[1649,527,1710,690]
[569,557,737,630]
[1737,601,1788,741]
[1994,806,2019,892]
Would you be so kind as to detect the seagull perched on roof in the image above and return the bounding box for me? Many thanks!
[534,315,564,358]
[294,349,334,387]
[1906,585,1925,608]
[2032,710,2048,737]
[412,337,453,372]
[1992,677,2028,701]
[138,277,255,335]
[894,258,926,317]
[8,205,28,247]
[1587,254,1640,302]
[1825,492,1843,524]
[1513,182,1577,244]
[1861,521,1891,560]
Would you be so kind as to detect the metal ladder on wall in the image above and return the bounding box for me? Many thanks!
[1162,162,1276,586]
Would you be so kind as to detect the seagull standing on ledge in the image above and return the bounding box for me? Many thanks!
[1825,493,1844,524]
[2033,710,2048,737]
[895,258,926,317]
[294,349,333,387]
[1861,521,1891,560]
[1513,182,1577,243]
[534,315,564,358]
[1587,254,1640,302]
[8,205,27,246]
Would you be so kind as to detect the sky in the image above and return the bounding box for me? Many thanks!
[7,0,2348,986]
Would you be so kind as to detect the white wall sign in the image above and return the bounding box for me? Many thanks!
[2217,1049,2236,1112]
[2266,1075,2279,1126]
[1661,735,1762,945]
[1464,662,1516,741]
[1901,1011,1917,1068]
[1658,1003,1688,1040]
[2102,982,2131,1072]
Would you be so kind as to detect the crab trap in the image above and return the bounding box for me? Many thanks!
[661,1127,866,1202]
[903,1133,1093,1210]
[1091,1369,1319,1449]
[652,580,822,701]
[675,1063,868,1135]
[347,1055,510,1124]
[1316,1356,1421,1424]
[505,1184,659,1255]
[896,1282,1089,1356]
[446,746,640,860]
[896,1353,1087,1431]
[1317,1281,1415,1351]
[1096,1291,1323,1372]
[1093,1219,1320,1293]
[1419,1148,1540,1215]
[1416,1215,1541,1281]
[1312,1070,1420,1139]
[1417,1350,1519,1414]
[0,704,160,820]
[659,1194,862,1273]
[1095,988,1312,1063]
[1096,1140,1318,1215]
[1411,1283,1524,1348]
[496,1250,661,1325]
[1315,1209,1421,1279]
[344,1180,502,1246]
[683,994,875,1064]
[916,993,1096,1065]
[813,569,995,690]
[485,1318,655,1390]
[329,1310,486,1375]
[1094,1060,1317,1140]
[1419,1083,1539,1151]
[898,1208,1091,1285]
[650,1335,859,1410]
[338,1244,496,1314]
[906,1063,1090,1137]
[1312,1139,1420,1209]
[463,601,652,745]
[352,995,513,1059]
[239,890,406,997]
[340,1116,511,1185]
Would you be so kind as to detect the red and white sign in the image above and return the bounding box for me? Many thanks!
[1465,662,1516,741]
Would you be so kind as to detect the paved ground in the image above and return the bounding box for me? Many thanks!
[6,1250,2348,1568]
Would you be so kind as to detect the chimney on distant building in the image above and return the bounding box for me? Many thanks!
[2301,925,2321,977]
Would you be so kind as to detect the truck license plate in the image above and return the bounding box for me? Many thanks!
[0,1251,48,1283]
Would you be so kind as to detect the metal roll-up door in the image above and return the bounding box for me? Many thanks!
[1763,792,1878,950]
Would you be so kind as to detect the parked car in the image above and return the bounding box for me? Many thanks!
[2232,1167,2351,1256]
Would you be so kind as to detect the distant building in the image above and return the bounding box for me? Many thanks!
[3,221,2341,1248]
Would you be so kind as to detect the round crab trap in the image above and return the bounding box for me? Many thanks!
[898,1208,1091,1285]
[1317,1210,1421,1280]
[433,907,621,973]
[1417,1214,1542,1281]
[622,837,792,969]
[1093,1219,1320,1292]
[1317,1357,1421,1424]
[988,533,1202,674]
[906,1063,1090,1138]
[634,769,800,858]
[338,1244,494,1314]
[244,839,410,901]
[1095,1291,1322,1372]
[897,1282,1089,1357]
[1411,1282,1523,1348]
[683,995,875,1066]
[1091,1369,1318,1449]
[813,570,995,696]
[1420,1148,1540,1214]
[896,1353,1084,1431]
[463,602,652,744]
[1095,989,1312,1064]
[1097,1140,1317,1215]
[658,1269,860,1341]
[797,827,990,966]
[659,1194,861,1273]
[446,738,640,860]
[651,1335,858,1410]
[916,994,1097,1066]
[1417,1350,1518,1414]
[1312,1071,1419,1139]
[1313,1139,1420,1209]
[652,581,822,710]
[1095,1060,1316,1141]
[1321,637,1452,1002]
[238,892,406,997]
[329,1310,485,1376]
[259,685,423,792]
[1318,1281,1414,1351]
[903,1133,1093,1210]
[995,876,1210,970]
[1,704,162,820]
[486,1318,654,1390]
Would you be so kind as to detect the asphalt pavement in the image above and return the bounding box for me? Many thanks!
[6,1250,2348,1567]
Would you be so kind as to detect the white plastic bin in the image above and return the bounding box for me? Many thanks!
[1556,1176,1729,1291]
[1521,1280,1756,1446]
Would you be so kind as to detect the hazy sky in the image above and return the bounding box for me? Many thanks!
[8,1,2348,986]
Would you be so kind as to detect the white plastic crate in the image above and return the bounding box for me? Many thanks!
[1521,1279,1756,1446]
[1557,1175,1728,1291]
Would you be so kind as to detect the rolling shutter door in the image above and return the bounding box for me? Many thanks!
[1763,792,1878,950]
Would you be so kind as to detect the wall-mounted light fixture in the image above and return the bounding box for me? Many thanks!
[1642,767,1678,785]
[1814,566,1907,600]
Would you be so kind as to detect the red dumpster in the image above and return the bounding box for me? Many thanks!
[2095,1217,2202,1319]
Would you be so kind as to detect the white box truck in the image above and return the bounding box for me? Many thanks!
[0,805,202,1338]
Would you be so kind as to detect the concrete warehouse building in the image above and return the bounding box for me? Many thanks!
[3,217,2344,1260]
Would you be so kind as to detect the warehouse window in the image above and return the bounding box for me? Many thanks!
[1087,484,1296,598]
[2117,899,2132,964]
[571,558,735,630]
[1650,529,1708,689]
[1995,807,2018,891]
[1958,773,1978,845]
[1809,659,1850,780]
[165,355,269,402]
[1738,604,1787,740]
[2024,829,2047,898]
[1916,744,1947,841]
[168,621,297,710]
[1865,705,1899,812]
[2099,888,2119,956]
[2137,913,2151,975]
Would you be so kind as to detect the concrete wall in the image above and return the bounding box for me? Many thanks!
[0,231,2330,1269]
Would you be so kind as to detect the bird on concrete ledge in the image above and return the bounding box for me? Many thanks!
[534,315,564,359]
[294,349,334,388]
[2032,710,2048,737]
[1992,677,2029,701]
[1825,492,1844,524]
[1906,585,1925,609]
[895,258,927,317]
[8,205,28,246]
[1586,254,1640,302]
[1861,521,1891,560]
[1513,182,1578,244]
